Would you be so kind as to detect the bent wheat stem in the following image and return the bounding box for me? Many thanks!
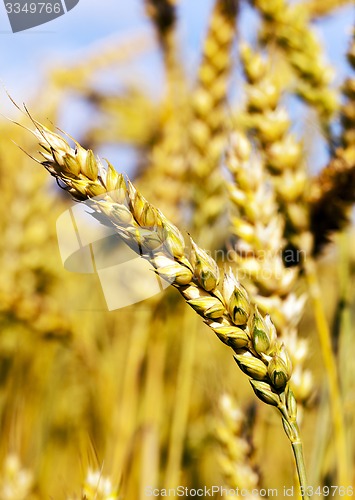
[304,257,350,490]
[292,441,308,499]
[277,403,310,498]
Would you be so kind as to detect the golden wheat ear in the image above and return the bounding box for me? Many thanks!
[188,0,239,230]
[215,394,261,492]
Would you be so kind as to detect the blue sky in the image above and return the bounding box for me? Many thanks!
[0,0,146,99]
[1,0,352,93]
[0,0,353,172]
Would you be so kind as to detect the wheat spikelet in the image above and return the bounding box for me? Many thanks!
[80,469,119,500]
[67,468,119,499]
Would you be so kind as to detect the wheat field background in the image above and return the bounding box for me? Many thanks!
[0,1,354,499]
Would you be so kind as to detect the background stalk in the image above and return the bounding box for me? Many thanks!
[304,257,350,489]
[164,312,198,488]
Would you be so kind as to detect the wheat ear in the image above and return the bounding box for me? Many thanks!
[215,394,261,498]
[188,0,238,231]
[240,42,312,256]
[226,132,312,406]
[137,0,189,225]
[25,118,311,497]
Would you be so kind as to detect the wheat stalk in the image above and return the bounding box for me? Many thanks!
[22,117,311,497]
